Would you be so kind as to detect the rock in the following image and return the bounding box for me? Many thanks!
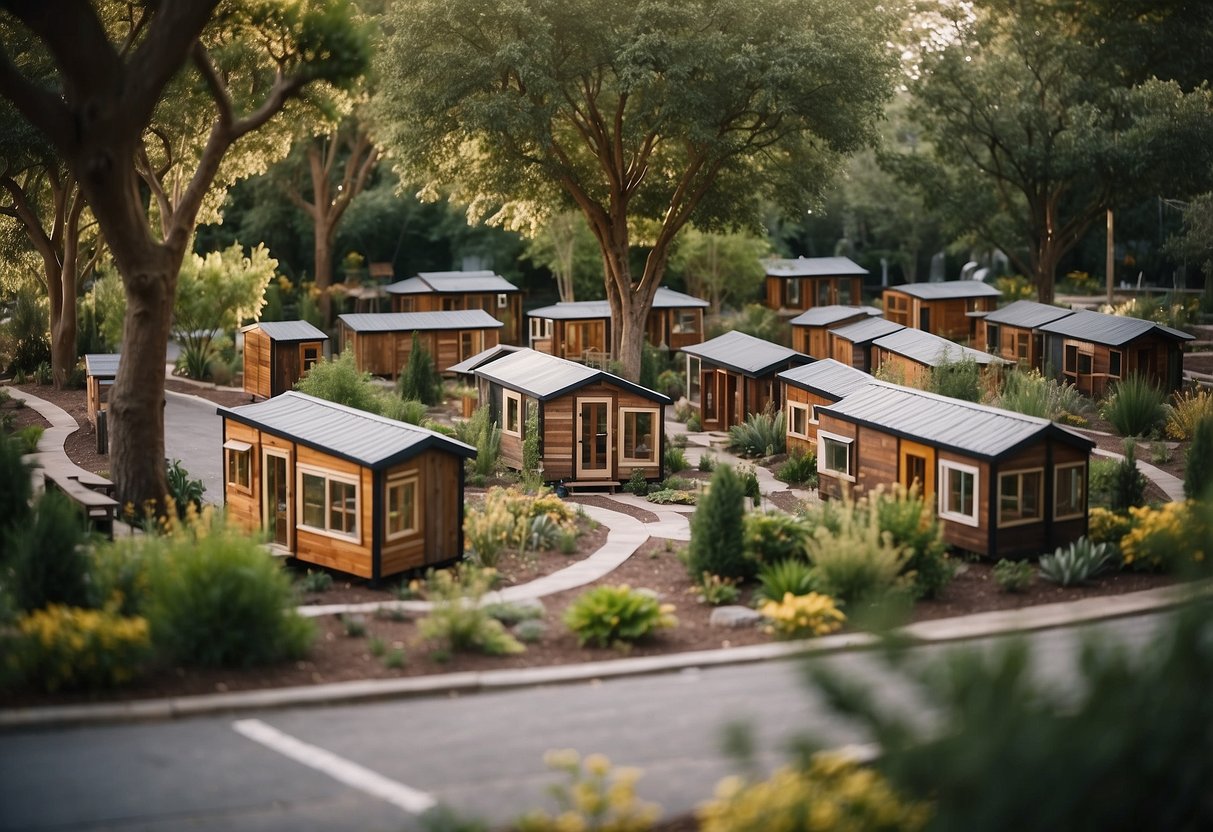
[709,605,763,629]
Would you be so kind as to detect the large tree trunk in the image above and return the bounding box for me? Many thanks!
[314,217,334,325]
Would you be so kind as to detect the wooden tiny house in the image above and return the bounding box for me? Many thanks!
[528,287,710,359]
[763,256,868,315]
[789,305,882,358]
[241,321,329,399]
[471,348,671,487]
[1037,309,1193,397]
[218,392,475,579]
[882,281,1001,341]
[827,317,905,372]
[337,310,503,378]
[974,300,1074,371]
[778,359,872,455]
[84,353,120,427]
[871,328,1010,388]
[815,382,1093,559]
[682,331,810,432]
[385,270,524,345]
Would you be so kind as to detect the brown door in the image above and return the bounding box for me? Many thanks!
[899,440,935,499]
[263,451,290,548]
[576,398,612,478]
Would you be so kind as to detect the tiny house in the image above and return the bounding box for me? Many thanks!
[337,310,503,378]
[778,359,872,455]
[1037,309,1193,396]
[385,270,524,345]
[974,300,1074,371]
[763,256,869,315]
[218,391,475,579]
[815,381,1093,559]
[472,348,671,487]
[789,305,882,358]
[871,327,1010,388]
[527,287,710,359]
[827,316,905,372]
[682,331,810,432]
[241,320,329,399]
[882,281,1002,341]
[84,353,120,426]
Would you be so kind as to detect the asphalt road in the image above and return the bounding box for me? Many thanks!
[0,613,1169,832]
[164,390,223,504]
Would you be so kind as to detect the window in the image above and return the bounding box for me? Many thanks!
[460,331,477,361]
[1054,462,1087,520]
[817,280,832,307]
[298,466,359,540]
[817,431,854,481]
[837,280,853,305]
[998,468,1043,526]
[788,402,810,439]
[786,278,801,307]
[398,297,415,313]
[687,356,701,404]
[503,389,522,436]
[224,440,252,490]
[385,475,418,539]
[1109,349,1123,379]
[885,293,909,326]
[497,293,508,309]
[939,460,980,526]
[1015,333,1029,361]
[441,297,461,311]
[529,317,553,345]
[619,407,659,464]
[673,310,699,334]
[986,323,1000,352]
[301,344,320,373]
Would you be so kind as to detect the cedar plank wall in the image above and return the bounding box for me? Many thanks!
[853,425,899,495]
[271,341,307,397]
[379,449,463,576]
[542,395,575,481]
[222,419,262,535]
[814,414,858,501]
[828,334,866,371]
[243,329,271,398]
[294,444,376,578]
[870,349,930,387]
[936,449,991,556]
[350,329,500,378]
[989,442,1051,557]
[784,386,815,455]
[765,276,782,311]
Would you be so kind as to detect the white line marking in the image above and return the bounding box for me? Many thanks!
[232,718,437,815]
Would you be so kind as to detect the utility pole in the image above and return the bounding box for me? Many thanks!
[1106,208,1114,304]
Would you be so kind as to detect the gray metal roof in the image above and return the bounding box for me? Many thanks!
[681,330,809,376]
[218,391,475,469]
[383,277,429,295]
[338,310,504,332]
[983,300,1075,329]
[873,328,1008,367]
[652,286,710,308]
[384,270,519,295]
[242,320,329,342]
[818,381,1092,461]
[1036,309,1194,346]
[830,316,905,344]
[446,344,525,376]
[884,280,1002,300]
[84,353,121,378]
[789,305,882,327]
[777,359,872,400]
[528,287,709,321]
[763,256,869,277]
[473,348,670,403]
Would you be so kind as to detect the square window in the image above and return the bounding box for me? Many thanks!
[224,441,251,490]
[620,408,658,464]
[1054,463,1086,520]
[788,403,810,439]
[939,460,979,526]
[299,468,359,540]
[818,431,853,480]
[386,476,418,539]
[998,469,1043,526]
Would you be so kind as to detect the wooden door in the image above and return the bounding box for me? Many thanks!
[576,398,612,478]
[263,450,290,549]
[899,439,935,499]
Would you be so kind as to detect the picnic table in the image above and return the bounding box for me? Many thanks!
[44,470,119,539]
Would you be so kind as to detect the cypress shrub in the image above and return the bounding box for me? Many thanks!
[1186,414,1213,500]
[687,464,749,580]
[1111,439,1147,511]
[399,331,443,405]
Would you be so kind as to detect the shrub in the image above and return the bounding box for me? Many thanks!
[742,511,811,567]
[379,396,428,425]
[662,475,696,491]
[686,411,703,432]
[625,468,649,496]
[759,591,846,639]
[928,354,981,402]
[418,566,524,655]
[646,488,697,505]
[297,569,334,594]
[697,573,740,606]
[15,425,43,454]
[1186,414,1213,500]
[482,601,543,626]
[806,499,908,606]
[872,484,952,599]
[1087,506,1133,549]
[1110,440,1147,511]
[342,614,369,637]
[1088,458,1119,508]
[564,585,677,648]
[87,537,153,616]
[4,489,90,613]
[727,409,785,457]
[774,449,817,486]
[994,367,1091,424]
[1167,388,1213,440]
[1101,374,1167,437]
[464,487,577,566]
[522,401,541,480]
[663,445,688,473]
[1121,501,1208,573]
[295,351,383,414]
[687,464,749,580]
[0,435,35,540]
[456,405,501,478]
[517,750,661,832]
[697,452,715,471]
[656,369,685,400]
[165,458,205,520]
[2,283,51,374]
[8,605,152,693]
[1149,440,1172,465]
[993,559,1034,593]
[1039,537,1116,586]
[514,619,547,644]
[398,332,443,405]
[755,558,818,604]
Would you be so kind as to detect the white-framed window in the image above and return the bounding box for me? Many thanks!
[986,322,1000,352]
[998,467,1043,527]
[497,292,509,309]
[298,465,359,540]
[673,310,699,334]
[503,389,523,436]
[787,402,811,439]
[939,459,980,527]
[817,430,854,481]
[619,407,659,464]
[385,474,419,540]
[1054,462,1087,520]
[529,317,553,343]
[224,439,252,491]
[786,278,802,307]
[687,355,701,405]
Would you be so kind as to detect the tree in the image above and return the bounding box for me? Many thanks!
[375,0,900,378]
[0,2,369,509]
[668,229,768,314]
[524,210,603,303]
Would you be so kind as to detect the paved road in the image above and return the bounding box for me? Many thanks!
[164,391,223,504]
[0,613,1169,832]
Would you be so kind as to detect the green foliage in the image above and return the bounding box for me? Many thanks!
[456,405,501,478]
[663,444,688,473]
[296,351,384,414]
[1101,374,1167,437]
[1167,388,1213,441]
[697,452,715,472]
[687,464,749,580]
[714,304,787,345]
[1087,458,1119,508]
[646,488,697,505]
[399,332,443,405]
[297,569,334,594]
[4,490,90,613]
[1186,415,1213,500]
[927,354,981,403]
[14,425,43,454]
[758,591,847,640]
[379,396,429,425]
[418,566,525,656]
[1039,537,1116,587]
[993,559,1034,593]
[1110,440,1147,512]
[774,449,817,486]
[625,468,649,496]
[463,487,577,567]
[806,497,907,606]
[993,367,1092,424]
[993,274,1035,301]
[85,267,127,351]
[668,228,770,312]
[727,409,785,457]
[165,459,205,520]
[7,605,152,693]
[522,400,541,477]
[0,436,34,539]
[697,573,741,606]
[743,511,811,567]
[342,614,368,637]
[756,558,818,604]
[686,411,703,432]
[563,584,677,648]
[482,601,543,627]
[1,282,50,374]
[1120,501,1209,573]
[656,369,685,401]
[871,485,952,600]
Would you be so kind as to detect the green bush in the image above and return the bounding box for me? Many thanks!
[166,458,205,520]
[15,425,43,454]
[663,475,696,491]
[872,485,952,599]
[728,409,785,457]
[698,452,715,471]
[928,354,981,402]
[1111,439,1147,511]
[1088,458,1119,507]
[297,569,334,594]
[686,411,703,432]
[687,464,750,580]
[626,468,649,496]
[1167,388,1213,440]
[1101,374,1167,437]
[774,449,817,486]
[806,500,907,606]
[455,405,501,478]
[646,488,697,505]
[379,396,428,425]
[4,489,90,613]
[1185,414,1213,500]
[656,369,684,400]
[399,331,443,405]
[563,584,677,647]
[993,559,1034,593]
[697,573,741,605]
[418,566,525,656]
[2,283,51,375]
[664,445,688,473]
[8,605,152,693]
[482,601,543,627]
[755,557,818,603]
[295,351,383,414]
[995,367,1092,424]
[0,435,35,539]
[1039,537,1116,587]
[742,511,811,567]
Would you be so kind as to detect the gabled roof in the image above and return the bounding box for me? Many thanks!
[884,280,1002,300]
[446,344,525,376]
[528,287,709,321]
[873,328,1008,367]
[473,348,671,404]
[777,359,871,401]
[983,300,1075,329]
[818,381,1092,461]
[1036,309,1193,346]
[338,310,504,332]
[84,353,121,378]
[789,305,883,327]
[218,391,476,469]
[830,316,905,344]
[384,270,519,295]
[763,256,869,278]
[241,320,329,342]
[681,330,809,376]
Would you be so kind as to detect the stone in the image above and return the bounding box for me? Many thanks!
[709,605,763,629]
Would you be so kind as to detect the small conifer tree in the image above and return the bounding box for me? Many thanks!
[1111,438,1147,511]
[399,332,443,405]
[687,463,750,580]
[1185,415,1213,500]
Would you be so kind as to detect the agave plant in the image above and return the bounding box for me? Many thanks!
[1038,537,1116,587]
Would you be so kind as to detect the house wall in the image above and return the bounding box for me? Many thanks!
[977,321,1043,370]
[222,420,263,534]
[936,448,991,555]
[870,348,931,387]
[379,448,462,577]
[243,328,271,398]
[828,335,868,371]
[784,386,837,452]
[765,276,863,313]
[885,293,994,341]
[986,440,1089,559]
[343,327,500,378]
[391,291,523,345]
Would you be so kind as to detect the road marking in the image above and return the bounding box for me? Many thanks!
[232,718,437,815]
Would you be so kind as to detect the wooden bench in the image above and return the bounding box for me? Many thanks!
[44,471,119,540]
[562,480,619,494]
[67,471,116,498]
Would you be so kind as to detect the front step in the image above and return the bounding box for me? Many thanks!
[562,480,619,494]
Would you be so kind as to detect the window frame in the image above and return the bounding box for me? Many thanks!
[817,430,854,482]
[986,322,1000,353]
[297,464,360,542]
[1108,349,1123,380]
[385,473,420,541]
[502,389,523,437]
[686,355,702,405]
[223,439,252,492]
[997,467,1044,527]
[1054,462,1087,521]
[786,278,802,307]
[938,459,980,527]
[618,407,660,465]
[787,401,811,439]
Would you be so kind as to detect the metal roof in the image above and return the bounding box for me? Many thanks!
[84,353,121,378]
[884,280,1002,300]
[873,328,1008,367]
[1036,309,1194,346]
[473,348,670,403]
[983,300,1075,329]
[681,330,809,376]
[652,286,710,308]
[218,391,475,469]
[788,305,882,327]
[763,256,869,277]
[241,320,329,342]
[338,310,504,332]
[818,381,1092,461]
[384,270,519,295]
[528,287,709,321]
[446,344,525,376]
[830,316,905,344]
[777,359,872,400]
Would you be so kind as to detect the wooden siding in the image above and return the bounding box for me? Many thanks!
[813,415,858,501]
[391,291,523,345]
[883,291,995,342]
[343,326,500,378]
[854,425,899,495]
[222,420,263,535]
[765,276,863,314]
[828,333,868,371]
[243,328,271,398]
[784,386,834,454]
[379,449,463,576]
[977,320,1044,370]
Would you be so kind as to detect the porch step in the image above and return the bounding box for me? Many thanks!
[563,480,619,494]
